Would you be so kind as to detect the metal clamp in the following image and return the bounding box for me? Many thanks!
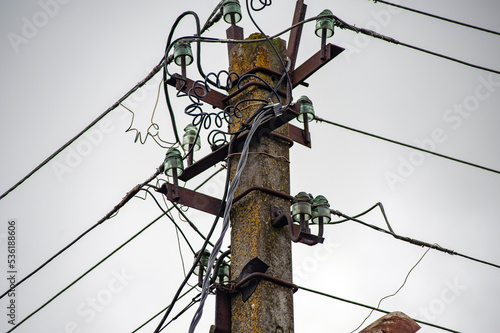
[270,206,324,246]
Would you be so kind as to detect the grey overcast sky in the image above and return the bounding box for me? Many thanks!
[1,0,500,332]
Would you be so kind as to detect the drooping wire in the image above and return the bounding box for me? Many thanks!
[330,207,500,269]
[0,166,163,300]
[0,58,165,201]
[3,6,500,203]
[325,202,394,234]
[174,225,188,279]
[162,8,226,146]
[121,78,175,148]
[163,12,199,145]
[372,0,500,37]
[314,115,500,176]
[350,244,435,332]
[297,284,462,333]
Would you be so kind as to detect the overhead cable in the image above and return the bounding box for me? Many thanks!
[314,115,500,176]
[159,293,202,332]
[0,167,163,300]
[188,106,278,332]
[372,0,500,37]
[3,166,223,332]
[143,188,196,254]
[297,284,462,333]
[0,3,223,202]
[330,207,500,270]
[0,59,164,201]
[331,14,500,75]
[7,211,167,332]
[153,154,232,332]
[130,285,197,333]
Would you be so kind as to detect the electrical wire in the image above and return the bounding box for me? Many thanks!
[153,152,233,333]
[2,6,497,203]
[171,201,222,252]
[121,78,175,148]
[0,167,163,300]
[130,284,197,333]
[7,166,223,332]
[326,202,394,233]
[372,0,500,37]
[330,14,500,75]
[159,293,202,332]
[0,58,165,201]
[174,224,189,279]
[297,284,462,333]
[245,0,293,108]
[350,244,435,332]
[314,115,500,176]
[142,188,196,255]
[330,208,500,269]
[7,211,167,332]
[162,12,500,77]
[188,104,278,332]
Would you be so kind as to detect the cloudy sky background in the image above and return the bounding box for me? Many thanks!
[1,0,499,332]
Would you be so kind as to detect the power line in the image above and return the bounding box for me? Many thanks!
[3,8,499,204]
[314,116,500,176]
[153,158,232,332]
[0,59,165,202]
[7,211,167,332]
[372,0,500,36]
[143,188,196,255]
[0,2,224,202]
[188,105,280,332]
[159,293,202,332]
[330,207,500,270]
[297,284,462,333]
[130,285,197,333]
[331,15,500,75]
[3,166,223,332]
[0,167,163,300]
[399,41,500,75]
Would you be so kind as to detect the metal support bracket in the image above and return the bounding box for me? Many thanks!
[212,287,231,333]
[156,183,222,216]
[270,206,324,246]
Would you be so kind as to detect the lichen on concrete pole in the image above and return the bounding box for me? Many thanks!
[227,33,294,332]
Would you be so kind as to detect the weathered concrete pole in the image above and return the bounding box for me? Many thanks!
[227,33,294,332]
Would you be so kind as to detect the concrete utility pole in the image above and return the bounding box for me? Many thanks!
[227,34,294,332]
